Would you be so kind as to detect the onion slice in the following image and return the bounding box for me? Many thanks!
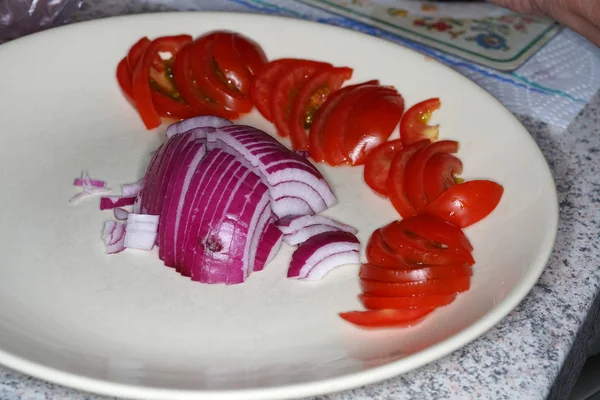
[113,208,129,220]
[121,179,144,196]
[288,231,360,280]
[102,221,126,254]
[166,116,232,138]
[276,215,358,245]
[100,196,137,210]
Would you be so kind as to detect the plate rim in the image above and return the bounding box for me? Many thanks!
[0,11,560,400]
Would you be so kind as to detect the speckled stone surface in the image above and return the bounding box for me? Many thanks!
[1,1,600,400]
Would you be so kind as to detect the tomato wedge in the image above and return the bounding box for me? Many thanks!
[359,293,457,310]
[131,34,193,129]
[151,92,201,119]
[359,262,472,283]
[363,139,403,196]
[424,153,463,201]
[117,57,133,98]
[212,32,254,96]
[366,229,421,268]
[251,59,297,121]
[426,180,504,228]
[232,33,267,76]
[344,92,404,165]
[404,140,459,212]
[387,140,430,218]
[127,37,151,72]
[270,60,330,138]
[380,221,475,265]
[398,215,473,252]
[400,98,441,146]
[339,309,432,328]
[288,66,353,150]
[361,276,471,297]
[309,80,378,162]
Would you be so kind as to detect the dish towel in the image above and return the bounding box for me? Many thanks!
[81,0,600,129]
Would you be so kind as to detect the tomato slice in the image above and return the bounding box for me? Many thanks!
[398,215,473,252]
[127,37,151,72]
[426,180,504,228]
[400,98,441,146]
[424,153,463,201]
[131,35,193,129]
[404,140,459,213]
[344,92,404,165]
[380,221,475,265]
[288,66,353,150]
[361,276,471,296]
[189,35,253,113]
[251,59,298,121]
[270,60,330,138]
[359,262,472,283]
[339,309,432,328]
[117,57,133,98]
[363,139,403,197]
[387,140,430,218]
[366,229,422,268]
[171,43,239,120]
[309,80,378,163]
[151,92,201,119]
[359,293,457,310]
[232,33,267,76]
[322,85,395,166]
[212,32,253,96]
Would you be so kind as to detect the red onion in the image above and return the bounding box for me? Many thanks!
[124,214,159,250]
[165,115,232,138]
[275,215,358,245]
[113,207,129,220]
[99,195,137,210]
[102,221,126,254]
[121,179,144,197]
[288,231,360,280]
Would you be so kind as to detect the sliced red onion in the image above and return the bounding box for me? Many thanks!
[99,195,137,210]
[276,215,358,235]
[166,116,231,138]
[121,179,144,197]
[127,214,159,224]
[124,221,158,250]
[69,187,112,204]
[288,231,360,280]
[102,220,126,254]
[113,207,129,220]
[253,222,283,272]
[282,224,351,246]
[73,171,106,189]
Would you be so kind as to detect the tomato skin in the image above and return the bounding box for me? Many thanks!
[424,153,463,201]
[288,66,353,150]
[426,180,504,228]
[339,309,432,328]
[404,140,459,213]
[360,276,471,297]
[251,59,298,121]
[131,35,193,129]
[359,262,472,283]
[398,215,473,252]
[380,221,475,265]
[212,32,253,96]
[363,139,403,197]
[400,98,441,146]
[232,33,267,76]
[309,80,378,163]
[359,293,457,310]
[366,229,421,268]
[117,57,134,98]
[270,61,330,138]
[387,140,430,218]
[344,92,405,165]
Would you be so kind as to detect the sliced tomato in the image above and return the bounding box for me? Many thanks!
[288,66,352,150]
[189,35,253,113]
[212,31,254,96]
[359,293,457,310]
[380,221,475,265]
[398,215,473,252]
[426,180,504,228]
[172,43,239,120]
[251,59,298,121]
[360,276,471,297]
[127,37,151,72]
[309,80,378,163]
[322,85,394,166]
[363,139,403,197]
[232,33,267,76]
[400,98,441,146]
[117,57,133,98]
[404,140,459,213]
[366,229,422,268]
[387,140,430,218]
[424,153,463,201]
[131,35,193,129]
[339,309,432,328]
[344,92,404,165]
[359,262,472,283]
[270,60,330,138]
[152,92,201,119]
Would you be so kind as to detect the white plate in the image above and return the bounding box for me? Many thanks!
[0,12,558,400]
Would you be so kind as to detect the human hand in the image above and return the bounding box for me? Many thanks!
[487,0,600,47]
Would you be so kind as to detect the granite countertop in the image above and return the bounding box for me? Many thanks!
[1,1,600,399]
